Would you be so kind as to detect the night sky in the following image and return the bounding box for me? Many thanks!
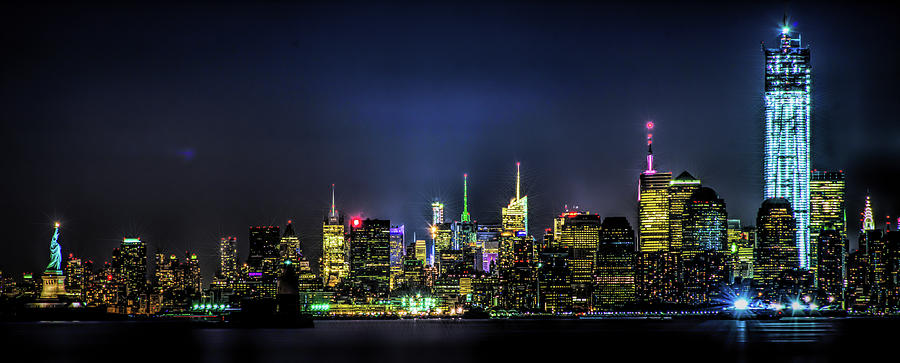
[2,1,898,282]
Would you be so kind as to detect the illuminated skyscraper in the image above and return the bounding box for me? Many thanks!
[863,194,875,232]
[501,162,528,235]
[461,173,471,223]
[389,225,405,290]
[810,170,846,276]
[219,236,238,285]
[414,239,427,262]
[638,122,672,252]
[502,234,537,311]
[557,212,601,310]
[763,24,812,269]
[637,122,675,303]
[668,171,701,251]
[279,220,301,264]
[476,224,502,273]
[322,184,347,288]
[248,225,280,278]
[452,173,477,255]
[155,253,177,293]
[119,237,147,313]
[432,201,445,225]
[537,247,571,313]
[728,220,754,281]
[681,187,729,304]
[500,162,530,306]
[349,218,391,302]
[181,252,202,299]
[594,217,636,310]
[683,187,728,253]
[754,198,798,300]
[64,254,85,301]
[863,228,888,308]
[433,223,453,253]
[816,227,845,305]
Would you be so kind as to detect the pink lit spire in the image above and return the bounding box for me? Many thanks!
[644,121,656,174]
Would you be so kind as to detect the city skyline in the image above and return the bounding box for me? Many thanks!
[2,2,899,284]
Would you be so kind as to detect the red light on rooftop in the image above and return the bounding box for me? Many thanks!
[351,218,362,228]
[287,219,292,224]
[106,274,113,281]
[646,121,654,129]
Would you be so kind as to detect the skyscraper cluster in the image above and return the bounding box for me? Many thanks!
[3,22,900,317]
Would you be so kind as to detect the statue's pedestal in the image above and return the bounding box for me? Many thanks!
[40,270,67,300]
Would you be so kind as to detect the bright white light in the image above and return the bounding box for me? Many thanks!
[809,303,818,310]
[782,27,790,34]
[734,298,749,310]
[791,301,802,310]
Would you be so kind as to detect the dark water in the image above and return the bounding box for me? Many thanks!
[2,318,894,362]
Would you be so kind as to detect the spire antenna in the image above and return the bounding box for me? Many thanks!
[462,173,471,222]
[331,183,336,216]
[516,162,521,200]
[644,121,656,174]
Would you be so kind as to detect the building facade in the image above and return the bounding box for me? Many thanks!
[763,26,812,269]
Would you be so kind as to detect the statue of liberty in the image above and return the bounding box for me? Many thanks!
[38,221,67,300]
[45,222,61,272]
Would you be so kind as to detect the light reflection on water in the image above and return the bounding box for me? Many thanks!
[732,318,837,343]
[2,318,891,362]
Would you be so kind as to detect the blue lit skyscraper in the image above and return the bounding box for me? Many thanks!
[763,23,811,269]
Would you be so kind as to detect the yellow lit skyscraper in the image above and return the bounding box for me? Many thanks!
[637,122,675,303]
[638,123,671,252]
[219,236,238,286]
[501,162,528,235]
[668,171,701,251]
[755,198,798,299]
[809,170,846,277]
[414,239,427,263]
[322,184,347,289]
[279,220,301,264]
[558,212,601,310]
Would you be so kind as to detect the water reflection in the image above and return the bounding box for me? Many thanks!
[1,318,891,363]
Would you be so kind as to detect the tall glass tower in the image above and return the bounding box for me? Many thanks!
[763,24,811,269]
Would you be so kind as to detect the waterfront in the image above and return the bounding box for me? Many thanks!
[3,318,895,362]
